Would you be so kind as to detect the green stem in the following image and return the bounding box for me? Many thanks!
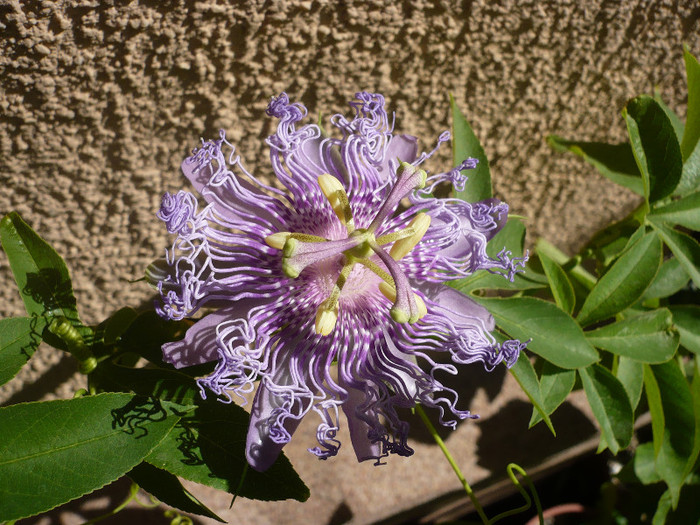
[536,238,597,291]
[414,404,489,524]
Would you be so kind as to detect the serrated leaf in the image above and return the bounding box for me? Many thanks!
[129,462,224,522]
[649,191,700,230]
[677,139,700,195]
[529,361,576,428]
[643,257,690,300]
[623,96,683,203]
[450,93,492,202]
[0,393,187,522]
[0,316,47,386]
[547,136,643,195]
[509,352,555,436]
[649,221,700,288]
[538,251,576,314]
[585,309,679,363]
[0,213,79,323]
[577,232,662,327]
[93,362,309,502]
[616,356,644,410]
[473,296,598,369]
[681,46,700,162]
[668,305,700,355]
[579,364,633,454]
[146,401,310,502]
[651,360,696,508]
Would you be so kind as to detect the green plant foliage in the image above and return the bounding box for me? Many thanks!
[473,296,598,369]
[509,352,555,436]
[538,251,576,314]
[128,462,225,522]
[623,95,683,204]
[450,93,492,202]
[649,190,700,230]
[528,361,576,428]
[576,232,662,327]
[649,221,700,288]
[93,362,310,502]
[0,316,47,386]
[0,393,189,522]
[102,306,139,345]
[643,257,689,300]
[546,136,643,195]
[681,45,700,162]
[616,356,644,410]
[584,309,679,363]
[146,401,310,502]
[668,305,700,355]
[650,360,696,508]
[579,364,633,455]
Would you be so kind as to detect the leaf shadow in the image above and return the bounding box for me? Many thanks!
[111,397,169,439]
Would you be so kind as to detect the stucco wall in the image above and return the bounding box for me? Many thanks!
[0,0,699,521]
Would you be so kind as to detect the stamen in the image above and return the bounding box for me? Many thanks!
[265,232,326,250]
[378,282,427,319]
[389,213,431,260]
[315,259,355,336]
[367,161,427,233]
[318,174,355,232]
[370,241,423,323]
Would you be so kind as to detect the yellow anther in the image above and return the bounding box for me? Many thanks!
[265,232,292,250]
[315,304,338,336]
[318,174,355,232]
[389,213,431,261]
[378,282,428,320]
[397,161,428,189]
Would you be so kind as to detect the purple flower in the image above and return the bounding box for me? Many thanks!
[152,92,528,471]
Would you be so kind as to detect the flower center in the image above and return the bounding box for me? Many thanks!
[265,162,431,336]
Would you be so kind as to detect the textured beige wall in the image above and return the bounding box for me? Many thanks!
[0,0,699,520]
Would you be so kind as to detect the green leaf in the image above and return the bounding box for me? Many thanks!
[585,309,679,363]
[146,401,310,502]
[654,88,684,143]
[681,46,700,162]
[0,316,47,386]
[643,257,690,300]
[509,352,555,435]
[128,462,224,522]
[546,136,643,195]
[103,307,139,345]
[94,363,309,502]
[0,393,187,522]
[651,360,696,507]
[579,364,633,454]
[649,191,700,230]
[529,361,576,428]
[669,305,700,355]
[685,360,700,482]
[577,232,662,327]
[538,251,576,314]
[677,138,700,195]
[633,442,661,484]
[0,213,80,323]
[649,221,700,288]
[118,311,192,369]
[623,96,683,203]
[644,363,665,457]
[472,296,598,369]
[450,93,492,202]
[616,356,644,410]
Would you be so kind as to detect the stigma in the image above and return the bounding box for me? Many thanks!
[265,162,430,335]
